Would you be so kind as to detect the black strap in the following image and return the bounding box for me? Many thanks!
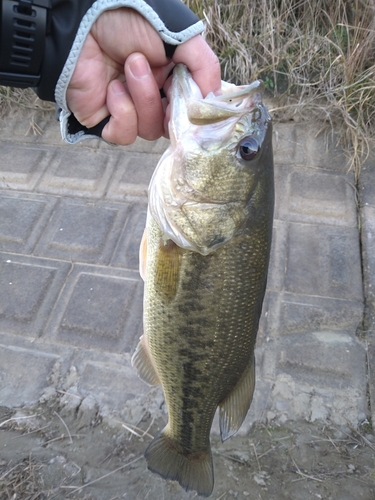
[66,112,111,138]
[163,42,177,59]
[0,0,49,87]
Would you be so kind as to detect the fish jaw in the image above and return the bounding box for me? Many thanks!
[148,64,272,255]
[169,64,264,134]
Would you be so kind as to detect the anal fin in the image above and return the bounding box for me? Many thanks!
[219,354,256,441]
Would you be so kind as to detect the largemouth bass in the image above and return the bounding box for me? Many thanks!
[132,64,274,497]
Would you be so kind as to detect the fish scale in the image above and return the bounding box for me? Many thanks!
[132,64,274,497]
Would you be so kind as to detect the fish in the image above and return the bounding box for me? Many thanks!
[132,64,274,497]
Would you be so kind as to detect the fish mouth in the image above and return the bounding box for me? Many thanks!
[168,65,266,143]
[171,64,264,131]
[188,81,265,125]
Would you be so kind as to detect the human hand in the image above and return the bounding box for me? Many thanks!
[66,7,221,145]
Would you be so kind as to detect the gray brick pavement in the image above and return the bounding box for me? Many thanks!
[45,264,143,352]
[33,198,131,263]
[0,115,372,429]
[358,154,375,426]
[0,253,71,338]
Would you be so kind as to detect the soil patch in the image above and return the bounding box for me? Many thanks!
[1,399,375,500]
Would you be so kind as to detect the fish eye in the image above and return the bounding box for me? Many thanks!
[238,137,259,161]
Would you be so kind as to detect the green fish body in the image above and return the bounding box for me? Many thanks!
[132,64,274,497]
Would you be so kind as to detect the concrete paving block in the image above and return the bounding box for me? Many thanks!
[77,361,147,413]
[358,153,375,423]
[45,264,143,352]
[256,332,367,425]
[284,223,363,301]
[261,290,364,337]
[0,142,53,190]
[106,151,159,201]
[359,155,375,208]
[276,332,366,388]
[273,123,301,165]
[358,154,375,326]
[36,147,118,198]
[301,125,348,171]
[0,330,75,383]
[269,373,365,426]
[23,114,61,144]
[0,114,82,148]
[37,116,70,144]
[361,205,375,312]
[34,197,131,264]
[0,344,61,406]
[0,118,42,144]
[0,191,57,254]
[111,203,147,270]
[274,165,358,226]
[267,220,363,302]
[74,354,167,425]
[266,220,287,292]
[273,123,348,170]
[0,253,71,338]
[367,333,375,425]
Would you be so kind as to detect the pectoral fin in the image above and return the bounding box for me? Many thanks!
[219,354,256,441]
[131,335,160,386]
[155,238,182,302]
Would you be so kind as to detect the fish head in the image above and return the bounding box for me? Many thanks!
[149,64,273,255]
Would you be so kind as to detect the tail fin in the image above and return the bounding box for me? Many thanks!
[145,429,214,497]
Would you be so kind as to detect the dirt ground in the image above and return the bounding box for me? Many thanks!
[1,396,375,500]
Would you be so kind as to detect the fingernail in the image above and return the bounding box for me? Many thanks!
[130,56,150,79]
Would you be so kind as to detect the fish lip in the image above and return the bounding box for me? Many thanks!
[171,65,266,129]
[206,79,265,104]
[173,63,265,104]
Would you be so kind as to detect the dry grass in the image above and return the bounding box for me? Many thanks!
[1,1,375,176]
[0,457,46,500]
[0,86,54,117]
[0,86,55,137]
[186,0,375,177]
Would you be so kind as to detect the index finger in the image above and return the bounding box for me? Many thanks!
[172,35,222,97]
